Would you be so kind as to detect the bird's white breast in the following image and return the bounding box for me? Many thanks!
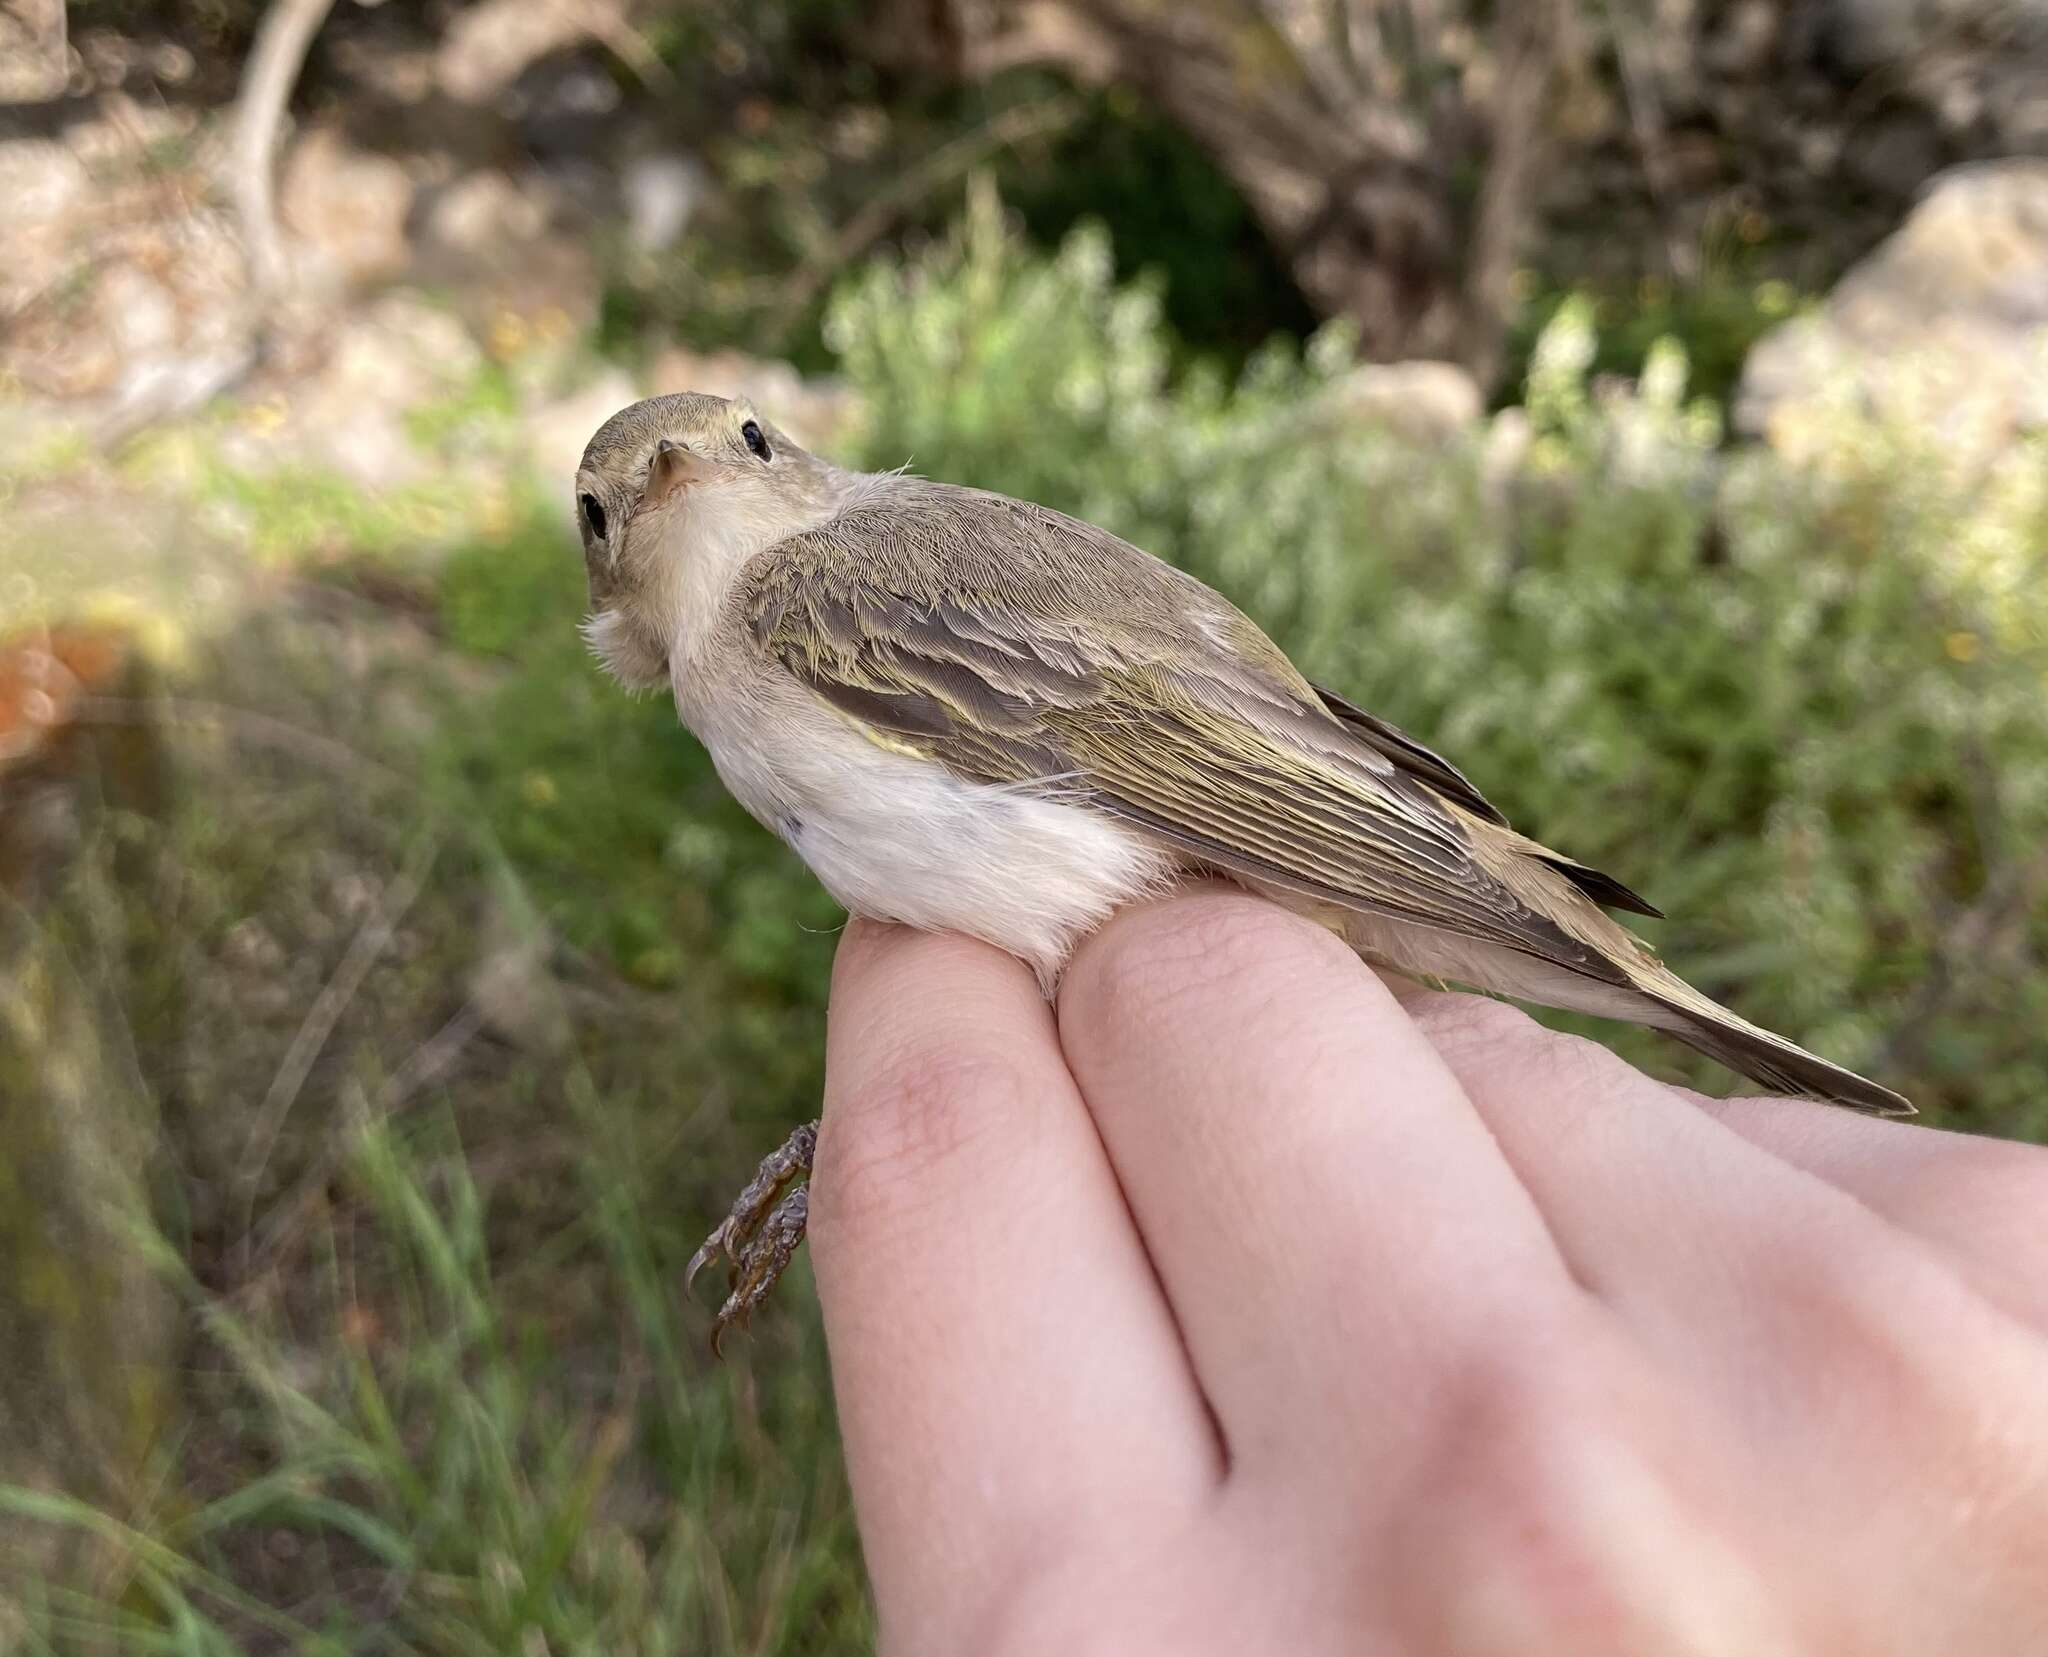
[672,656,1173,991]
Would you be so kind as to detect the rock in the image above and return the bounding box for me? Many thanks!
[0,0,67,100]
[10,253,242,405]
[0,139,89,229]
[1322,359,1484,444]
[280,127,416,290]
[646,349,858,450]
[1736,159,2048,470]
[228,295,484,487]
[0,139,92,332]
[2,184,250,405]
[7,259,177,400]
[98,262,183,361]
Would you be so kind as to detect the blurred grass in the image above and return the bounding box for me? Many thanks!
[4,492,863,1648]
[6,1100,865,1654]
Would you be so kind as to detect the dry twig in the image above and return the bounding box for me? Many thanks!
[229,0,340,303]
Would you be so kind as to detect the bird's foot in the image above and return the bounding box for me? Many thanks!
[707,1186,809,1356]
[686,1119,817,1354]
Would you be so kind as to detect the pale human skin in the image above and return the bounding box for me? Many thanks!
[813,890,2048,1657]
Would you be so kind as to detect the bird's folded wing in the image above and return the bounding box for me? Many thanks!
[742,488,1633,986]
[1308,682,1508,827]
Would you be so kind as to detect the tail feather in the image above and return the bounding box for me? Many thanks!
[1612,940,1914,1116]
[1323,883,1914,1116]
[1656,1002,1913,1117]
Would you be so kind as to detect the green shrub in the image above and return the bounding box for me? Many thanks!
[827,191,2048,1131]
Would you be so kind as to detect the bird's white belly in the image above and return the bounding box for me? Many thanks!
[689,688,1174,990]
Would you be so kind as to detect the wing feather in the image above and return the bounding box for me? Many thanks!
[1310,683,1508,826]
[744,482,1640,986]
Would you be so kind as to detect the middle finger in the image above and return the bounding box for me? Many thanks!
[1058,891,1580,1478]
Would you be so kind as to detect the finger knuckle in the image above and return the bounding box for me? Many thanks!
[1403,1338,1777,1657]
[1455,1338,1616,1493]
[1068,890,1346,1040]
[1412,992,1544,1060]
[1417,996,1621,1098]
[1411,1344,1649,1651]
[815,1040,1035,1245]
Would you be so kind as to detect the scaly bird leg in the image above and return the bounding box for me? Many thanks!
[686,1119,817,1352]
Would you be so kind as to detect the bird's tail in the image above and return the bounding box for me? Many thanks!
[1642,984,1913,1116]
[1326,898,1914,1115]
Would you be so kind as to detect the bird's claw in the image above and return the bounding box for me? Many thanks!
[687,1119,818,1354]
[684,1219,741,1296]
[709,1185,809,1356]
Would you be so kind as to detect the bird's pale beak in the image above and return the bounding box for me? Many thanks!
[645,438,717,510]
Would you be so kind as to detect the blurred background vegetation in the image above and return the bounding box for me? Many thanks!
[2,0,2046,1647]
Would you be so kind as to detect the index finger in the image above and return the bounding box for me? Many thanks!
[810,921,1219,1651]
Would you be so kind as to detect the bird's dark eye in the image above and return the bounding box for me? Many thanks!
[741,420,771,461]
[580,492,607,539]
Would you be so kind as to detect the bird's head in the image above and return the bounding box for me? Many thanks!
[574,391,849,688]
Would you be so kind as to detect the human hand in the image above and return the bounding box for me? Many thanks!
[809,890,2048,1656]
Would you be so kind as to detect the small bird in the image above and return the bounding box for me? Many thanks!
[575,391,1911,1344]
